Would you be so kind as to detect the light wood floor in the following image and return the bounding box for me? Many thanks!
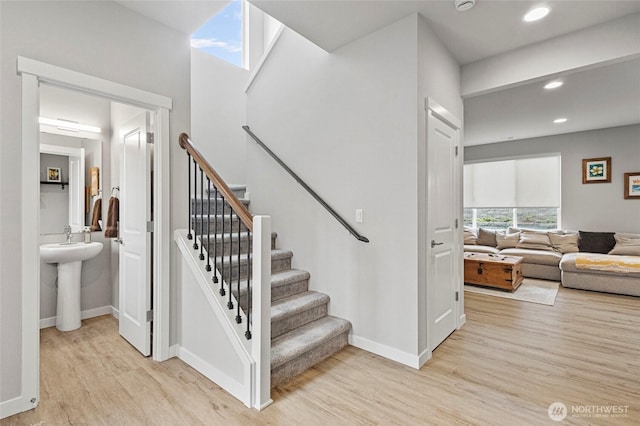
[4,286,639,425]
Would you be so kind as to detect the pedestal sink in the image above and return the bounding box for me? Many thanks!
[40,242,103,331]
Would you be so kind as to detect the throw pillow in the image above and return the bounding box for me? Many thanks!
[578,231,616,254]
[508,227,562,235]
[464,228,477,245]
[516,232,553,251]
[496,231,520,249]
[548,233,579,254]
[476,228,497,247]
[608,234,640,256]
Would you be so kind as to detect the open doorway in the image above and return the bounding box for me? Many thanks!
[18,57,172,411]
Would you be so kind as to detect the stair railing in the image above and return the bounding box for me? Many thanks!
[242,126,369,243]
[179,133,272,407]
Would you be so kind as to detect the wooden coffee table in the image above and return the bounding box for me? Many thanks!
[464,252,524,291]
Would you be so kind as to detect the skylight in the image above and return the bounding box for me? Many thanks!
[191,0,243,68]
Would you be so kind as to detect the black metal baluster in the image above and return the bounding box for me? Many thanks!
[187,153,192,240]
[192,159,198,250]
[227,209,234,310]
[219,194,226,297]
[199,169,205,261]
[245,230,252,340]
[236,217,242,324]
[205,178,211,271]
[212,187,219,284]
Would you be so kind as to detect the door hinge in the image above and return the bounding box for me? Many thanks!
[455,219,459,229]
[455,146,459,156]
[147,221,154,233]
[147,132,155,144]
[146,310,154,322]
[455,291,459,302]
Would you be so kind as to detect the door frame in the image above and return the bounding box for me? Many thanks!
[419,97,465,367]
[17,57,172,413]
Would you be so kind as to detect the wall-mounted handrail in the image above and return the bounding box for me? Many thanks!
[179,133,253,230]
[242,126,369,243]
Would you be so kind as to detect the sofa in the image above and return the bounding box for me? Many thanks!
[464,228,640,297]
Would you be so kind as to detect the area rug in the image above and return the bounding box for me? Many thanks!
[464,278,559,306]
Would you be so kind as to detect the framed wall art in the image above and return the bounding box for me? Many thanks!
[623,172,640,199]
[47,167,61,182]
[582,157,611,184]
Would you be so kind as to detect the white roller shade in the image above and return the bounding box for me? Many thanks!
[464,155,560,208]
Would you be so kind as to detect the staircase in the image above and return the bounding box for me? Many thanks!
[192,185,351,387]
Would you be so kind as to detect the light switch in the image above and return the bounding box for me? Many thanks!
[355,209,364,223]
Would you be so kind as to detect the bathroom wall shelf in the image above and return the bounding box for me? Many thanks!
[40,181,69,189]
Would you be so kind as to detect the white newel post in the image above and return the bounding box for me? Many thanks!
[252,216,272,409]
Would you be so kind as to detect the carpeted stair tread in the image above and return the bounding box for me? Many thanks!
[230,269,310,305]
[206,184,246,198]
[271,316,352,371]
[215,249,292,266]
[200,231,277,243]
[271,291,329,322]
[271,269,310,299]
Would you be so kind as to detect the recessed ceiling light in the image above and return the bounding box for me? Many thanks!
[454,0,476,12]
[553,118,567,124]
[524,7,550,22]
[544,80,563,90]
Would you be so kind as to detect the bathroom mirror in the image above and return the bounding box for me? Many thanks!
[39,133,102,235]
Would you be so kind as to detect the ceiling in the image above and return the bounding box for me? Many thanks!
[464,58,640,146]
[112,0,640,146]
[114,1,228,35]
[251,0,640,64]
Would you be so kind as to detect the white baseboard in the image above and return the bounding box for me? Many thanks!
[40,305,118,329]
[457,313,466,329]
[110,305,119,319]
[418,348,432,368]
[348,334,421,369]
[168,344,179,358]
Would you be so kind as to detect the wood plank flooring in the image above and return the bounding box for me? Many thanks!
[4,286,639,425]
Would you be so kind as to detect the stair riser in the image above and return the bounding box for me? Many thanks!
[272,304,328,340]
[191,198,249,216]
[232,276,310,312]
[191,216,249,235]
[217,255,291,282]
[203,234,276,257]
[205,187,246,199]
[271,331,349,388]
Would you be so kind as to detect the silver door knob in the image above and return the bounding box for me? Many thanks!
[431,240,443,248]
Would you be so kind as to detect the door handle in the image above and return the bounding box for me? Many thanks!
[115,238,124,245]
[431,240,443,248]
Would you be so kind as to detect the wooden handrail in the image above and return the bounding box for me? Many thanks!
[179,133,253,230]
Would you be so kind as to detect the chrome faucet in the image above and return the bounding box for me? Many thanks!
[64,225,72,244]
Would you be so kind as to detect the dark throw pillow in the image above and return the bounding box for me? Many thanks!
[578,231,616,254]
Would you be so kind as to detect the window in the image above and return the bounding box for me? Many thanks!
[464,155,561,230]
[191,0,243,68]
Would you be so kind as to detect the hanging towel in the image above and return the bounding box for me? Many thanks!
[104,196,119,238]
[90,198,102,231]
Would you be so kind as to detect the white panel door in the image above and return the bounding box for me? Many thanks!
[119,112,152,356]
[427,109,459,351]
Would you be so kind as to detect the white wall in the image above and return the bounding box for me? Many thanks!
[246,14,429,362]
[464,125,640,233]
[0,0,190,407]
[191,49,248,184]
